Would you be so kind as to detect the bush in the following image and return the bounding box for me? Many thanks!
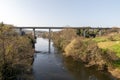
[0,23,34,80]
[64,38,119,70]
[0,62,21,80]
[52,29,77,51]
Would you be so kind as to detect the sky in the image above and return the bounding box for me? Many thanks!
[0,0,120,27]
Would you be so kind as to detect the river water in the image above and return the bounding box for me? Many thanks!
[33,38,115,80]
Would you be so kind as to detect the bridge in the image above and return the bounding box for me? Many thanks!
[14,26,111,39]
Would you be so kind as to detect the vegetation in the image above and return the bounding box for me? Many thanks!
[0,22,34,80]
[52,29,77,51]
[51,27,120,79]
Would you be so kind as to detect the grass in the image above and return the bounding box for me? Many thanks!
[93,33,120,43]
[98,41,119,49]
[92,37,108,42]
[98,41,120,57]
[110,44,120,57]
[93,35,120,57]
[95,35,120,68]
[97,38,120,68]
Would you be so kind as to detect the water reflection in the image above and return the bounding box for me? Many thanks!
[48,38,51,53]
[63,57,114,80]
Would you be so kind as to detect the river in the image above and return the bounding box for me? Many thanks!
[33,38,116,80]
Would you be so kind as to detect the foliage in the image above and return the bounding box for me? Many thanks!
[113,60,120,68]
[108,34,120,41]
[104,27,120,35]
[64,38,119,70]
[0,22,34,80]
[76,28,97,38]
[52,29,77,51]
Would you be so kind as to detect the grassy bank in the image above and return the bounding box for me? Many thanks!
[93,33,120,68]
[51,28,120,79]
[93,33,120,79]
[0,23,34,80]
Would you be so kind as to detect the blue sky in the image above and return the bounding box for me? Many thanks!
[0,0,120,27]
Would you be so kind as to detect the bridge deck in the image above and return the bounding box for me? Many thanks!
[14,27,111,29]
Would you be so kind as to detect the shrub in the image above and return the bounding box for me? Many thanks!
[0,23,34,80]
[64,38,119,70]
[52,29,77,51]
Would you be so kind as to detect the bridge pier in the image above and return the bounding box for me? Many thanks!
[83,29,86,37]
[48,28,51,53]
[19,28,22,35]
[33,28,36,39]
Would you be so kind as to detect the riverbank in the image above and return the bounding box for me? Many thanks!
[0,23,34,80]
[51,28,120,79]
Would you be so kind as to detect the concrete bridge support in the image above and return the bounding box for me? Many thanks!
[33,28,36,39]
[19,28,22,35]
[48,28,51,53]
[83,29,86,37]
